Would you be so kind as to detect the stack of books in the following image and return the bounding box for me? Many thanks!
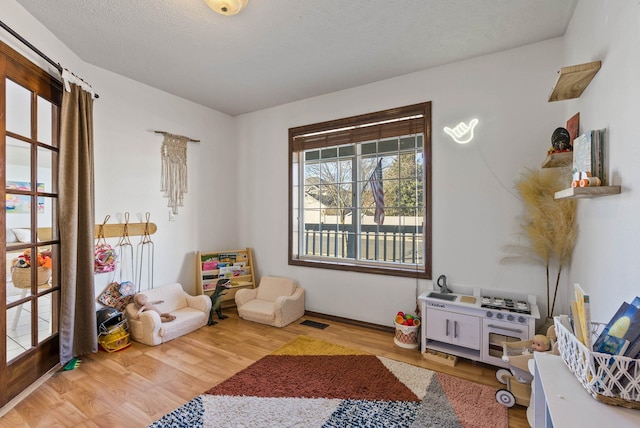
[569,283,640,358]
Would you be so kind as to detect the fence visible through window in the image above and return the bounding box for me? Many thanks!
[303,224,423,265]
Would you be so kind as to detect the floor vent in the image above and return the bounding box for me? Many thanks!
[300,320,329,329]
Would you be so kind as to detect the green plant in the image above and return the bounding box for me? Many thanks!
[502,167,577,318]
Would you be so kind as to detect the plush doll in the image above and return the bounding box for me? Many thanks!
[133,293,176,323]
[531,334,551,352]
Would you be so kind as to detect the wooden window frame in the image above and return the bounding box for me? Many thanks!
[288,102,432,279]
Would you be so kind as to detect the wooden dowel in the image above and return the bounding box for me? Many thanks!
[154,130,200,142]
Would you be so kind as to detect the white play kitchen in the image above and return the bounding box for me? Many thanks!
[418,276,540,369]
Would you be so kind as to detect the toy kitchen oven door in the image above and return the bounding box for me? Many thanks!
[480,294,538,368]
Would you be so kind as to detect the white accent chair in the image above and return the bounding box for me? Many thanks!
[124,282,211,346]
[235,276,305,327]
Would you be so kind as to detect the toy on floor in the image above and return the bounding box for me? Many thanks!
[133,293,176,323]
[208,278,232,325]
[62,357,81,371]
[495,326,556,408]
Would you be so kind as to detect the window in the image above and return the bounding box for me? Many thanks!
[289,102,432,278]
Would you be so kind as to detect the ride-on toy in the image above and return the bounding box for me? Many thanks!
[495,326,556,408]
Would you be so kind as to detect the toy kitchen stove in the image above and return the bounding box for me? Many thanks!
[479,293,539,367]
[419,289,540,369]
[481,295,531,317]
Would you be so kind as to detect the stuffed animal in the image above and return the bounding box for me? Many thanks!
[208,279,232,325]
[133,293,176,323]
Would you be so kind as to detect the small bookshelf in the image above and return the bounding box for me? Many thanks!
[196,247,256,308]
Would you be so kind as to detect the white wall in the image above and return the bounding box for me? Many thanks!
[236,39,567,326]
[89,65,237,295]
[2,0,238,297]
[562,0,640,323]
[6,0,634,328]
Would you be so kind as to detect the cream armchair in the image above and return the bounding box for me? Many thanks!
[124,282,211,346]
[235,276,305,327]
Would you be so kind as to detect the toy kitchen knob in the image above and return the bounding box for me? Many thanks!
[518,316,526,323]
[486,311,493,318]
[507,315,514,321]
[496,313,504,319]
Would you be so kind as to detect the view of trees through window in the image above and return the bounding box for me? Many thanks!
[289,102,431,278]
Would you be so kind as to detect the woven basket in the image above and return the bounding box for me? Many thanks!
[11,266,51,289]
[554,317,640,409]
[394,322,420,349]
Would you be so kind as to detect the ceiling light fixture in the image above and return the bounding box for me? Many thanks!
[204,0,248,16]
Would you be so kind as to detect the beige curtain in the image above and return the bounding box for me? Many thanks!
[58,82,97,364]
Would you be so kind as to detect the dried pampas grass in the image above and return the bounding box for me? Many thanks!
[503,167,577,317]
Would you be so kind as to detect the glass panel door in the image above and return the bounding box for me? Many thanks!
[1,39,62,407]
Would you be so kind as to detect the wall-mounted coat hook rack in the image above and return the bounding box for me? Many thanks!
[93,223,157,239]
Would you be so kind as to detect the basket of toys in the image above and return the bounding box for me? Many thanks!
[98,325,130,353]
[10,249,52,289]
[554,317,640,409]
[394,311,421,349]
[11,266,51,289]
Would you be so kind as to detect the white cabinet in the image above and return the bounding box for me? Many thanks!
[425,308,481,349]
[533,352,640,427]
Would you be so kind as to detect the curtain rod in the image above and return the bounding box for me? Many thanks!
[154,130,200,142]
[0,20,100,98]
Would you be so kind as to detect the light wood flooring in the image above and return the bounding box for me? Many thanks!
[0,312,528,427]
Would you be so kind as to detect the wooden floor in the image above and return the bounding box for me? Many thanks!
[0,312,528,427]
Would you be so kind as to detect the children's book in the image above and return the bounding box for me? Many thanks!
[574,284,593,349]
[621,297,640,358]
[570,301,584,345]
[593,302,630,355]
[218,253,237,264]
[572,133,591,178]
[592,297,640,357]
[599,128,608,185]
[596,335,630,356]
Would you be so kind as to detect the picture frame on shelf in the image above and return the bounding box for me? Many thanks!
[566,112,580,147]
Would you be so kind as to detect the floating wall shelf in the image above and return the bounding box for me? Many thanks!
[548,60,601,102]
[555,186,621,200]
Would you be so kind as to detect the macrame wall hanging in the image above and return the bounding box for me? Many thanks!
[156,131,200,215]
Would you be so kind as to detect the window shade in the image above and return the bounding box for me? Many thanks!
[290,102,430,151]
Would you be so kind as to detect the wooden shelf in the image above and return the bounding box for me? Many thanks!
[196,248,255,308]
[548,60,601,102]
[555,185,621,199]
[541,151,572,168]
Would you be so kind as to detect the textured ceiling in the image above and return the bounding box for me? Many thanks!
[15,0,577,116]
